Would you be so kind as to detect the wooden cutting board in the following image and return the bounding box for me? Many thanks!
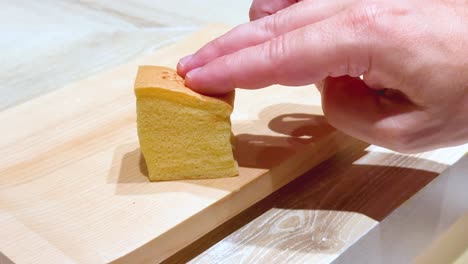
[0,26,355,264]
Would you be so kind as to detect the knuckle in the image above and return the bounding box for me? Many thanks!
[262,14,282,34]
[347,2,395,37]
[347,3,382,34]
[347,2,411,40]
[267,34,287,60]
[264,35,288,80]
[207,37,226,56]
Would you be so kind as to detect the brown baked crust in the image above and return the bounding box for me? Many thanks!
[134,65,234,107]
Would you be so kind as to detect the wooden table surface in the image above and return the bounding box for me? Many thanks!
[2,1,467,263]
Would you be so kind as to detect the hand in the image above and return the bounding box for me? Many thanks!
[177,0,468,153]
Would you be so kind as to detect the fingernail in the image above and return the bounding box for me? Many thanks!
[185,67,203,90]
[185,67,201,80]
[179,54,193,68]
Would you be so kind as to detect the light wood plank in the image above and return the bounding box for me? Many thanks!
[70,0,252,26]
[0,29,196,110]
[0,26,355,264]
[3,2,467,262]
[1,0,251,110]
[332,153,468,264]
[171,143,467,263]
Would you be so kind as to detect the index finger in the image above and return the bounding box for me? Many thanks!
[184,9,375,94]
[177,0,351,77]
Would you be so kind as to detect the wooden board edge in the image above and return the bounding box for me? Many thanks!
[110,131,358,263]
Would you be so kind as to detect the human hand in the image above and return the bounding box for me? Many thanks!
[177,0,468,152]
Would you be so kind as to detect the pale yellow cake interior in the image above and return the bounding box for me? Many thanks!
[134,65,238,181]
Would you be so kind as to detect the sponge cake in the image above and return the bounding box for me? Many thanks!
[134,66,238,181]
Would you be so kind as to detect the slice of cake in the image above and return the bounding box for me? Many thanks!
[134,65,238,181]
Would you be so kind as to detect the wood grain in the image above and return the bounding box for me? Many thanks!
[0,29,193,110]
[166,143,468,263]
[0,26,355,264]
[332,152,468,264]
[0,0,251,110]
[3,2,468,263]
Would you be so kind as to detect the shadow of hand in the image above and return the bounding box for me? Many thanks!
[235,104,334,169]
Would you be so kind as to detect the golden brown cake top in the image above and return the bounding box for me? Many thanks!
[134,65,234,107]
